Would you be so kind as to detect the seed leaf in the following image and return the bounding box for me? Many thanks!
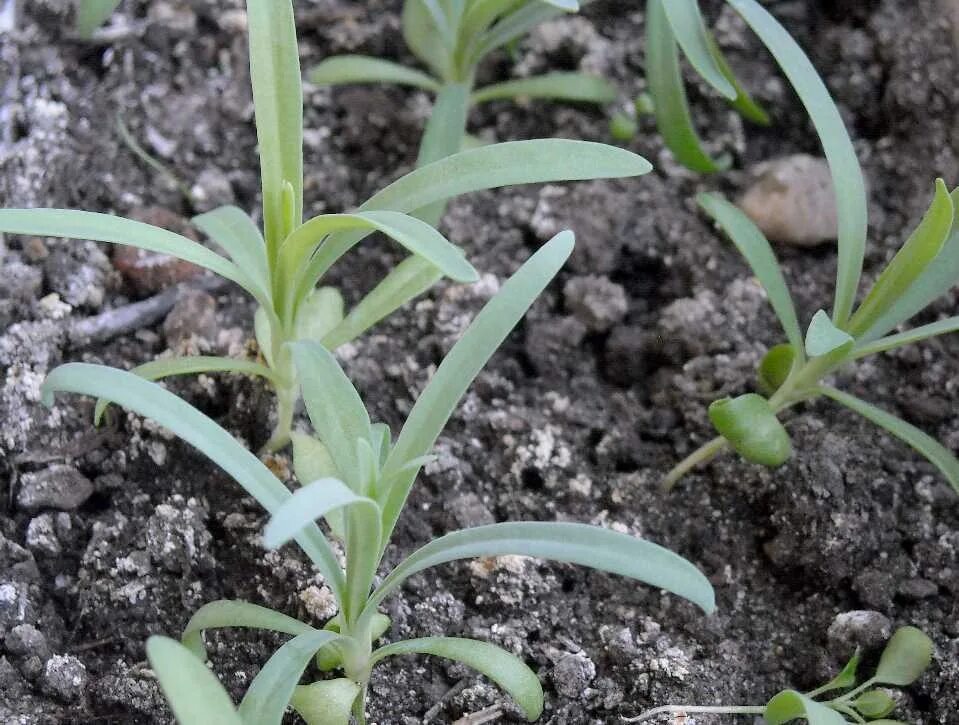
[805,309,854,358]
[727,0,868,327]
[698,193,804,354]
[40,364,347,601]
[290,679,361,725]
[237,630,341,724]
[765,690,846,724]
[758,343,797,396]
[146,636,242,725]
[821,386,959,495]
[309,55,440,91]
[662,0,737,99]
[371,637,543,721]
[365,521,716,619]
[181,600,316,661]
[708,394,792,467]
[853,690,897,719]
[472,72,617,105]
[246,0,302,251]
[873,626,934,686]
[377,231,574,547]
[849,179,954,338]
[646,0,730,173]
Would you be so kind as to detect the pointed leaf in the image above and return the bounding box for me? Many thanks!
[290,679,361,725]
[308,55,440,91]
[295,288,345,344]
[662,0,737,99]
[246,0,303,250]
[873,626,934,686]
[472,72,616,105]
[812,650,860,696]
[698,193,804,354]
[237,630,340,724]
[402,0,451,79]
[414,81,471,172]
[291,432,345,539]
[821,387,959,495]
[40,364,347,600]
[263,477,379,550]
[849,179,954,338]
[705,31,770,125]
[853,315,959,360]
[75,0,122,37]
[192,205,270,293]
[474,2,567,61]
[853,690,897,719]
[765,690,846,725]
[805,309,854,357]
[364,521,716,622]
[290,342,373,488]
[727,0,868,327]
[372,637,543,721]
[646,0,730,173]
[708,394,792,467]
[146,636,242,725]
[378,232,574,546]
[181,600,316,661]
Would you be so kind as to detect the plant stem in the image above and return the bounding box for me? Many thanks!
[623,704,766,722]
[662,435,728,490]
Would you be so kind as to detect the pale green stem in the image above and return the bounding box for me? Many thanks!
[623,704,766,722]
[662,435,728,490]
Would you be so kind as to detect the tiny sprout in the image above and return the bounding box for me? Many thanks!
[75,0,122,38]
[663,0,959,499]
[627,626,934,724]
[43,233,715,724]
[610,111,639,142]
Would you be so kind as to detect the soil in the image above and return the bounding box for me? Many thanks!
[1,0,958,723]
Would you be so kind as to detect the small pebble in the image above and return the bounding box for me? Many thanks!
[827,610,892,653]
[563,275,628,333]
[112,207,202,296]
[16,465,94,513]
[551,651,596,699]
[162,289,217,349]
[41,655,88,703]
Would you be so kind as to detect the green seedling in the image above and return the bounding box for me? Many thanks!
[42,233,715,724]
[645,0,770,172]
[75,0,122,38]
[663,0,959,497]
[627,626,933,724]
[0,0,651,453]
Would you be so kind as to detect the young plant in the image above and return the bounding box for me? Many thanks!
[0,0,652,453]
[663,0,959,497]
[627,626,934,724]
[75,0,123,38]
[644,0,770,172]
[41,233,716,724]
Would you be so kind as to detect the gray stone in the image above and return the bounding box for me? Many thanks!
[41,655,88,703]
[827,610,892,653]
[162,289,217,350]
[17,465,94,512]
[4,624,49,660]
[551,651,596,699]
[563,275,628,333]
[24,514,61,556]
[448,493,495,529]
[190,166,236,212]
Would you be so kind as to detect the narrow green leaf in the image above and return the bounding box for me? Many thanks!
[473,2,567,62]
[472,72,616,105]
[810,650,860,696]
[290,342,373,488]
[459,0,525,45]
[873,626,934,686]
[263,478,380,550]
[40,364,347,601]
[821,386,959,495]
[75,0,122,38]
[758,343,797,395]
[853,315,959,360]
[857,188,959,344]
[291,679,361,725]
[291,432,345,539]
[708,394,792,467]
[308,56,440,91]
[403,0,451,79]
[765,690,846,725]
[237,630,340,724]
[705,31,771,125]
[415,83,471,169]
[378,232,574,547]
[294,287,345,344]
[146,636,242,725]
[192,205,270,294]
[853,690,897,719]
[364,522,715,622]
[805,309,854,357]
[848,179,955,338]
[646,0,730,173]
[94,356,278,424]
[372,637,543,721]
[321,256,444,351]
[246,0,303,251]
[181,600,316,661]
[698,193,804,354]
[0,209,270,309]
[727,0,868,327]
[662,0,737,99]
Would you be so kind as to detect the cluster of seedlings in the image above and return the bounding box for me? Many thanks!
[1,0,949,722]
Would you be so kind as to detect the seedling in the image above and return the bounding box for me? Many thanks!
[0,0,651,453]
[644,0,770,172]
[663,0,959,497]
[627,626,934,724]
[42,233,715,724]
[75,0,122,38]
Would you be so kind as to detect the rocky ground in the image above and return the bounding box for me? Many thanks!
[1,0,958,723]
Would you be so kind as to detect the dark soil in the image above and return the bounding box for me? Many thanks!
[1,1,957,723]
